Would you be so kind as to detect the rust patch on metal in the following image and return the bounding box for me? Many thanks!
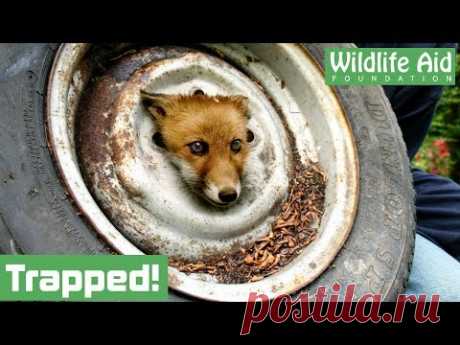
[77,76,119,168]
[110,130,135,167]
[109,46,193,82]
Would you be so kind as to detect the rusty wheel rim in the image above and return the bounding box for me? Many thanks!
[46,43,359,301]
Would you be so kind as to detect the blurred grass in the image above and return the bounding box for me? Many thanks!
[414,54,460,183]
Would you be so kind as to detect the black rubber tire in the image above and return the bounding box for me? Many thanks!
[0,43,415,301]
[0,43,111,255]
[301,44,415,301]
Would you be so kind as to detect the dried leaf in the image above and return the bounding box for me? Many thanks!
[244,255,254,265]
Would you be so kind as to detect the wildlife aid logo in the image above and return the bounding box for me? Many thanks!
[325,48,456,85]
[0,255,168,301]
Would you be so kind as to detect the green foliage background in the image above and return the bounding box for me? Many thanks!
[414,54,460,183]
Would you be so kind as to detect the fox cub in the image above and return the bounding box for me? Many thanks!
[141,90,254,207]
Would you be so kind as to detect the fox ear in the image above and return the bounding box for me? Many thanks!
[229,95,250,117]
[140,91,170,120]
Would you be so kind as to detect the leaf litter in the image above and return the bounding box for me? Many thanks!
[169,162,326,284]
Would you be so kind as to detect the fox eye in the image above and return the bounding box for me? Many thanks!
[230,139,242,153]
[188,141,209,156]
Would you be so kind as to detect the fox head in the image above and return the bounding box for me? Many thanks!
[141,90,255,207]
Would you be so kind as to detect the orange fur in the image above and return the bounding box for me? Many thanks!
[142,92,252,206]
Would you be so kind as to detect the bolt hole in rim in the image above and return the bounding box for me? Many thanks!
[46,43,359,301]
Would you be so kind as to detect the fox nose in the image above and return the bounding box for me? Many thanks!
[218,188,238,203]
